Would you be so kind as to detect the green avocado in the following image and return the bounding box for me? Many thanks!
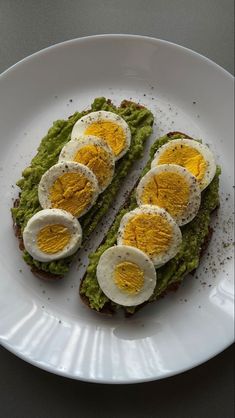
[80,133,220,314]
[12,97,154,275]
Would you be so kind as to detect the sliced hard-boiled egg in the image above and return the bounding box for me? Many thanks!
[136,164,201,226]
[59,135,115,192]
[117,205,182,267]
[38,161,99,218]
[151,138,216,191]
[96,245,157,306]
[23,209,82,262]
[71,111,131,161]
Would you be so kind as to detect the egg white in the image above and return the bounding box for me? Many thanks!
[23,209,82,262]
[38,161,99,218]
[151,138,216,191]
[71,111,131,161]
[117,205,182,267]
[59,135,115,192]
[136,164,201,226]
[96,245,157,306]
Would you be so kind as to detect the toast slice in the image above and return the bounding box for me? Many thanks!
[12,97,154,280]
[79,131,220,315]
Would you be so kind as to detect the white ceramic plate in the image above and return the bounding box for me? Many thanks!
[0,35,234,383]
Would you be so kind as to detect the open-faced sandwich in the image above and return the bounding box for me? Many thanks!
[80,132,220,315]
[12,97,154,280]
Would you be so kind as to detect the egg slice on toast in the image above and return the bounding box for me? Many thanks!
[151,138,216,191]
[96,245,157,306]
[59,135,115,192]
[117,205,182,267]
[136,164,201,226]
[23,209,82,262]
[38,162,99,218]
[71,111,131,160]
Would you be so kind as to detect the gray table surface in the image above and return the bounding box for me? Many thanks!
[0,1,234,417]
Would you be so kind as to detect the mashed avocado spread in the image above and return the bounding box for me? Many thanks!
[12,97,153,275]
[80,133,220,314]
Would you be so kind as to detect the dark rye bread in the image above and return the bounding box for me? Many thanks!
[79,131,219,316]
[12,98,154,281]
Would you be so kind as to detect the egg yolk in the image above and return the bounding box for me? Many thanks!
[122,213,172,257]
[114,261,144,294]
[37,224,70,254]
[157,144,207,183]
[73,144,112,189]
[140,172,190,217]
[49,172,94,217]
[85,121,126,157]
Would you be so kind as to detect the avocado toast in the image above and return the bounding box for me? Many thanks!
[80,132,220,315]
[12,97,154,279]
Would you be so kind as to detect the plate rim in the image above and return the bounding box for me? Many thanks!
[1,337,233,384]
[0,34,234,384]
[0,34,234,81]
